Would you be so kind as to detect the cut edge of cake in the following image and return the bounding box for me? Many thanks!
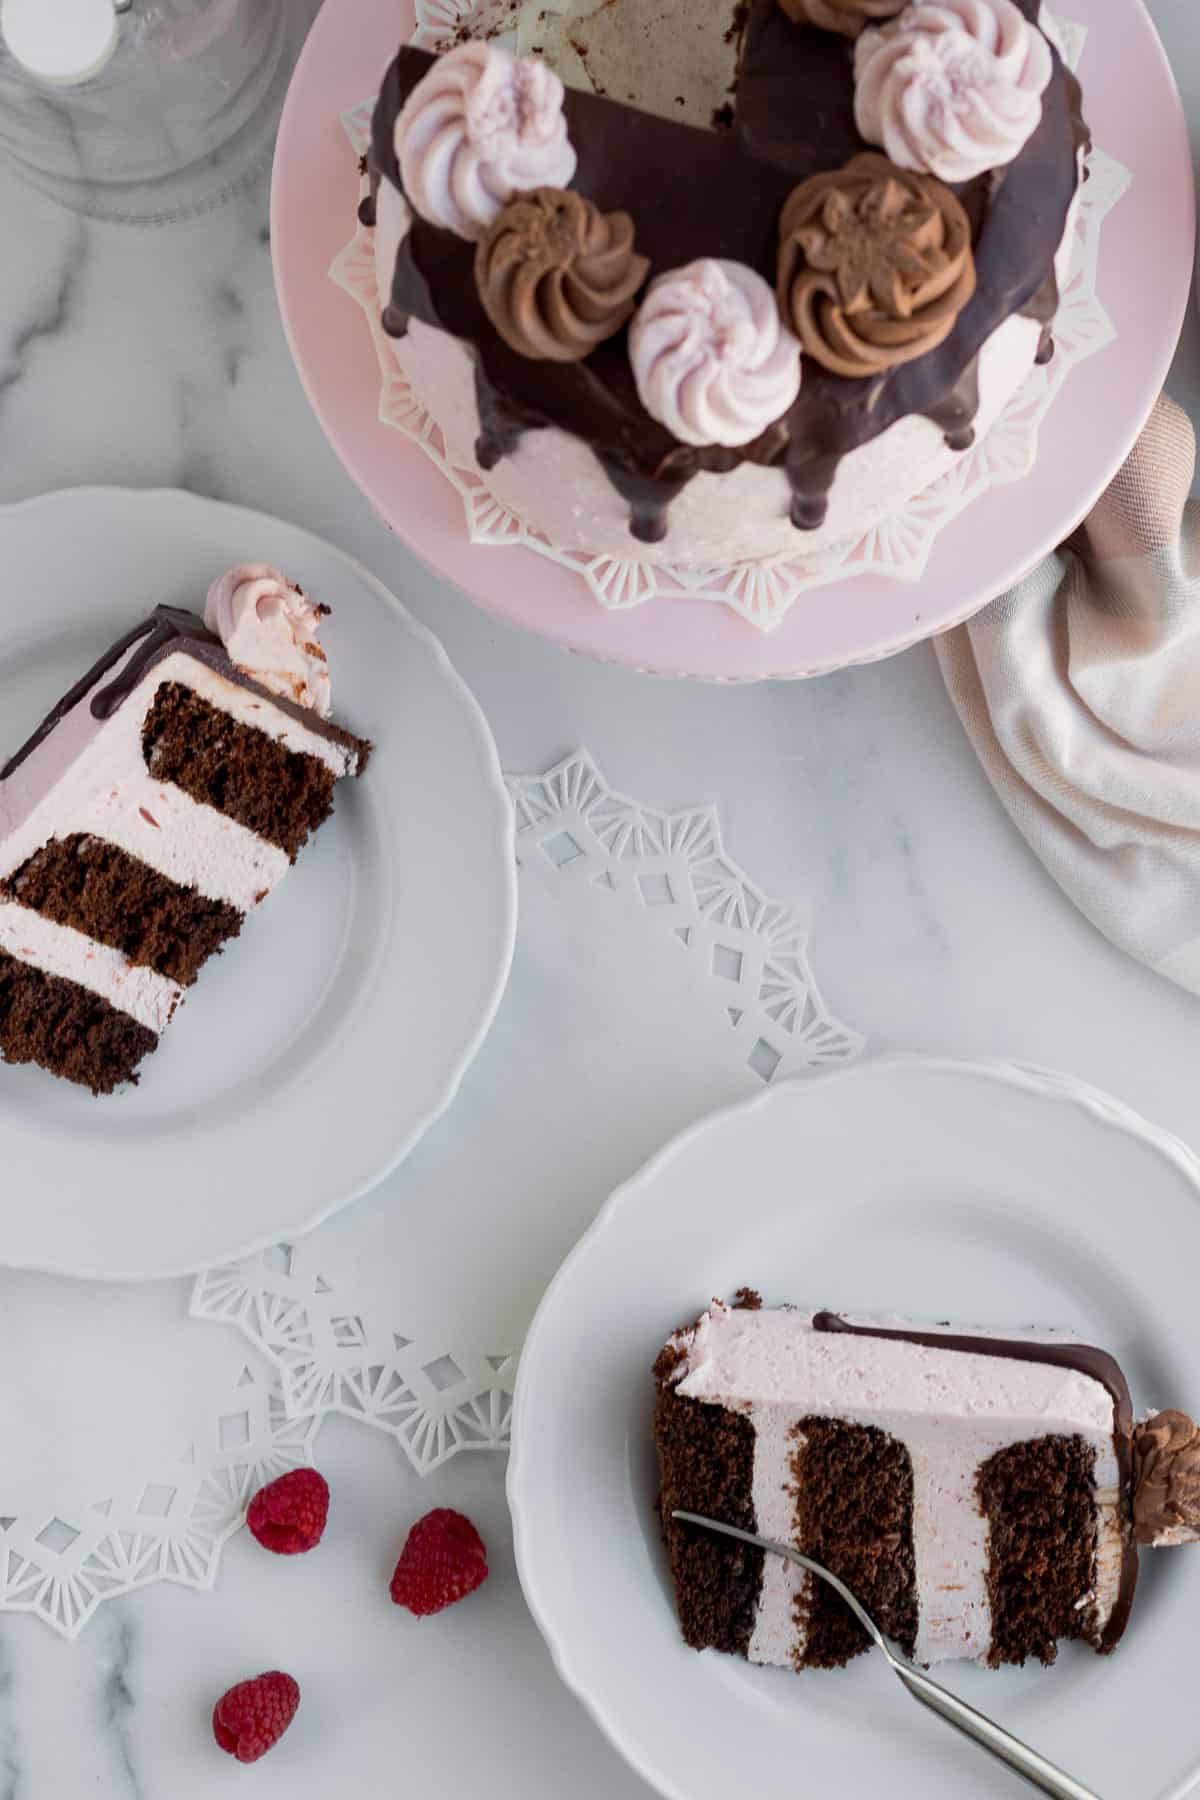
[653,1296,1161,1673]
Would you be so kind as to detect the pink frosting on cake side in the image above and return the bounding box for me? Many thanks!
[674,1303,1113,1427]
[0,901,181,1035]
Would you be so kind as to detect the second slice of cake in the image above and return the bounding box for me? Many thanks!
[653,1297,1192,1672]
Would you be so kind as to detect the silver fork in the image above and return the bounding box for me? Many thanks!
[671,1511,1104,1800]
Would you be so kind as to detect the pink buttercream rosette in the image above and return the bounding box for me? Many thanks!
[628,259,803,450]
[855,0,1054,185]
[204,564,332,717]
[395,42,577,242]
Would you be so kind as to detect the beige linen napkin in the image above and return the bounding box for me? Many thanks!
[936,394,1200,994]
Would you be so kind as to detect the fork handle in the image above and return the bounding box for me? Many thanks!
[895,1662,1103,1800]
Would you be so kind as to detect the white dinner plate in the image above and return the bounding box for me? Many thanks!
[0,488,516,1279]
[509,1058,1200,1800]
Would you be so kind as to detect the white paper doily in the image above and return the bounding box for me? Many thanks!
[331,17,1130,633]
[192,1249,518,1474]
[0,1275,317,1640]
[0,752,860,1635]
[507,750,863,1078]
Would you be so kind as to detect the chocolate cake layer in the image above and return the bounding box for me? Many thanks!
[372,0,1085,540]
[792,1417,918,1668]
[0,949,156,1094]
[141,684,337,861]
[3,834,243,986]
[977,1435,1100,1667]
[654,1353,762,1658]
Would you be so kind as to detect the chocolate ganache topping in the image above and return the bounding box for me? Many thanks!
[1,610,369,784]
[778,153,975,377]
[779,0,904,37]
[476,187,649,363]
[371,0,1085,543]
[1132,1411,1200,1546]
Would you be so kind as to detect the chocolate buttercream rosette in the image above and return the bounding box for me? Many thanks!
[778,0,905,36]
[776,152,976,380]
[1133,1411,1200,1547]
[475,187,649,364]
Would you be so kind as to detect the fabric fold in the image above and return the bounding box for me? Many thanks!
[937,394,1200,994]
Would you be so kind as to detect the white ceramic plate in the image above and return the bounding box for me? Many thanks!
[509,1058,1200,1800]
[0,489,516,1279]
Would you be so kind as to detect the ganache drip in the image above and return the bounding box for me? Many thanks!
[1020,266,1065,368]
[358,154,381,229]
[91,610,212,720]
[473,364,543,470]
[1018,62,1092,373]
[601,464,692,544]
[368,0,1086,545]
[925,360,981,455]
[785,449,842,533]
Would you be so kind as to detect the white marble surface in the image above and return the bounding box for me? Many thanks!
[2,2,1200,1793]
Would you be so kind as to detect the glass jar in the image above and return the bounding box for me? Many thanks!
[0,0,312,224]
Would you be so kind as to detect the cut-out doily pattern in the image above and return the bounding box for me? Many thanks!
[191,1248,516,1475]
[0,1364,316,1640]
[332,16,1129,632]
[509,750,864,1079]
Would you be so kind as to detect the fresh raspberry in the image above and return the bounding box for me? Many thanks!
[389,1508,488,1617]
[212,1672,300,1763]
[246,1469,329,1555]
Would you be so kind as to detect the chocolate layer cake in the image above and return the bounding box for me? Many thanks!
[0,566,371,1095]
[363,0,1088,566]
[655,1298,1200,1671]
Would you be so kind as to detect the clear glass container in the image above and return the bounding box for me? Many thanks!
[0,0,312,224]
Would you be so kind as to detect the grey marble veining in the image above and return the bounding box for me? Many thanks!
[0,3,1199,1794]
[0,222,87,409]
[98,1618,142,1800]
[0,1626,20,1800]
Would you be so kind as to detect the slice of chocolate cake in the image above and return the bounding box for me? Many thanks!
[656,1299,1200,1671]
[0,565,371,1095]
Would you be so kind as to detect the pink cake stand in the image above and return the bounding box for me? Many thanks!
[272,0,1194,681]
